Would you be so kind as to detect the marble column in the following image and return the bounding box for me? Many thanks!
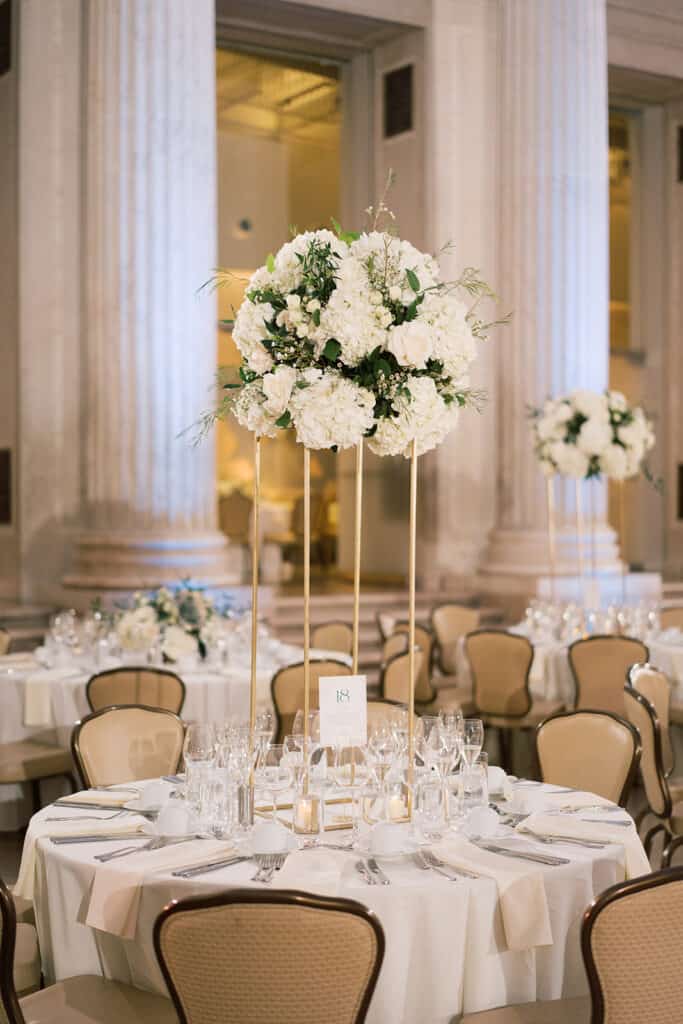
[479,0,621,597]
[65,0,238,593]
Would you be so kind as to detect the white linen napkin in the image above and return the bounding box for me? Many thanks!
[14,815,148,902]
[57,788,141,807]
[85,840,233,939]
[275,849,350,896]
[432,837,553,952]
[23,668,77,728]
[517,813,650,878]
[503,784,615,815]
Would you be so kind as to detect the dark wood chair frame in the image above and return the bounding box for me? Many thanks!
[270,658,351,744]
[85,665,186,714]
[71,704,185,789]
[0,876,26,1024]
[153,888,386,1024]
[567,633,649,709]
[536,707,642,808]
[581,865,683,1024]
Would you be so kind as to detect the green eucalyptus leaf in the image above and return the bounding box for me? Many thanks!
[275,411,291,428]
[406,268,420,293]
[323,339,341,361]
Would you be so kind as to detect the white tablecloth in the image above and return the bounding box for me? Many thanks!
[0,646,350,830]
[26,782,636,1023]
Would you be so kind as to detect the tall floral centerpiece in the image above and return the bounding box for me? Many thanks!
[201,201,505,806]
[530,389,656,597]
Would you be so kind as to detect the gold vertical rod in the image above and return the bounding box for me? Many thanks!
[352,441,363,675]
[249,435,261,784]
[407,439,418,809]
[575,478,586,596]
[590,478,597,579]
[303,447,311,755]
[546,476,557,604]
[619,478,627,605]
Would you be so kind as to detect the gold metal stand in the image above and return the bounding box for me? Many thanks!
[249,435,261,786]
[589,478,597,579]
[575,478,586,596]
[407,439,418,807]
[303,447,311,757]
[546,477,557,603]
[619,478,627,604]
[352,441,363,675]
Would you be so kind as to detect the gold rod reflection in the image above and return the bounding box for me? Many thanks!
[546,477,557,603]
[407,438,418,810]
[619,479,627,604]
[352,441,363,675]
[249,434,261,785]
[303,446,311,758]
[576,478,585,595]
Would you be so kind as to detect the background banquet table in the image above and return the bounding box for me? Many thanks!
[26,782,637,1024]
[0,645,351,830]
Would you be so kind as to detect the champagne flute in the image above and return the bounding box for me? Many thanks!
[330,743,370,843]
[257,744,291,821]
[461,719,484,768]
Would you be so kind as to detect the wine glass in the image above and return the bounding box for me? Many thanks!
[368,720,396,787]
[257,744,291,821]
[183,723,216,822]
[461,719,484,768]
[330,742,370,843]
[283,735,306,790]
[254,709,274,766]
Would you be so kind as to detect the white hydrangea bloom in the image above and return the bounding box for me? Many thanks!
[116,607,159,650]
[290,370,375,450]
[548,441,589,479]
[369,376,459,458]
[261,365,297,418]
[571,389,609,422]
[234,383,280,438]
[576,418,613,457]
[232,300,275,368]
[418,292,477,382]
[601,444,629,480]
[162,624,197,663]
[317,255,388,366]
[387,321,433,369]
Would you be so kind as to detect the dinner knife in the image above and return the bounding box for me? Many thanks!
[476,843,570,866]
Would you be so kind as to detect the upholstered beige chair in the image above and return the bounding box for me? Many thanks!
[381,632,408,664]
[660,605,683,631]
[311,622,354,657]
[0,628,10,656]
[71,705,185,788]
[536,710,641,806]
[271,659,352,742]
[11,916,40,997]
[378,652,422,705]
[375,611,396,643]
[628,664,674,777]
[623,684,683,866]
[86,667,186,714]
[388,625,475,713]
[218,491,252,545]
[568,635,648,715]
[465,630,563,768]
[392,623,435,698]
[154,889,385,1024]
[431,603,480,676]
[366,699,419,734]
[0,741,76,816]
[463,867,683,1023]
[0,875,176,1023]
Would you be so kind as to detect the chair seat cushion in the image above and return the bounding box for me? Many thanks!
[12,891,35,926]
[418,686,477,716]
[482,699,564,730]
[461,995,590,1022]
[20,975,177,1023]
[0,741,72,783]
[14,922,41,996]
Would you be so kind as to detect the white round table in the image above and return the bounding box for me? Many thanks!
[0,646,351,830]
[24,782,641,1024]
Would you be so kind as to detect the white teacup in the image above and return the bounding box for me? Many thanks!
[462,805,499,839]
[369,822,407,856]
[251,821,290,855]
[155,801,192,837]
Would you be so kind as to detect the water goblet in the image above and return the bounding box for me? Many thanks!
[461,719,484,769]
[330,742,370,843]
[257,744,291,821]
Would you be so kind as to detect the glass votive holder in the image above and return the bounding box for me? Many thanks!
[293,790,324,847]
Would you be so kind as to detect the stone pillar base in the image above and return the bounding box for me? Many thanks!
[63,529,243,593]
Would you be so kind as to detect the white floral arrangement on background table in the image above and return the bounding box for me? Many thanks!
[530,389,655,481]
[199,196,506,456]
[116,583,237,662]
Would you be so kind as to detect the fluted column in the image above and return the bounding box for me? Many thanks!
[65,0,237,591]
[480,0,620,592]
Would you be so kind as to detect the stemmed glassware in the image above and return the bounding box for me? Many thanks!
[256,744,291,821]
[183,723,216,826]
[330,742,370,843]
[461,719,484,769]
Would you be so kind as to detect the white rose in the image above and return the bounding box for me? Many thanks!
[537,416,567,442]
[306,298,320,313]
[286,293,301,309]
[549,441,589,479]
[162,625,197,663]
[601,444,628,480]
[389,286,402,301]
[247,345,274,375]
[369,290,383,306]
[618,419,646,450]
[571,389,608,421]
[576,418,613,456]
[387,322,432,369]
[261,366,297,418]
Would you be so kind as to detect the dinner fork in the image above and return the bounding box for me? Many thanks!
[251,853,287,883]
[45,810,127,823]
[94,836,194,863]
[422,849,480,880]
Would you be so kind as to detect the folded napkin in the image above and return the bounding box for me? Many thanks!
[0,653,39,667]
[432,837,552,952]
[517,813,650,878]
[23,668,80,728]
[57,788,140,808]
[86,839,232,939]
[275,849,350,896]
[14,815,147,901]
[503,784,615,815]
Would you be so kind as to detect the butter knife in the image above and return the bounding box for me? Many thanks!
[50,833,147,845]
[173,855,250,878]
[477,843,569,866]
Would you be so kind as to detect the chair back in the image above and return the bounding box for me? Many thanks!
[271,660,352,742]
[154,889,385,1024]
[375,612,396,643]
[380,650,424,705]
[623,686,671,819]
[628,663,674,777]
[218,491,252,544]
[311,622,353,657]
[367,699,419,734]
[582,867,683,1024]
[0,877,24,1024]
[431,604,480,675]
[536,710,641,805]
[660,605,683,631]
[464,630,533,717]
[392,623,434,702]
[381,633,408,665]
[0,630,9,658]
[569,635,649,715]
[86,667,186,714]
[71,705,185,788]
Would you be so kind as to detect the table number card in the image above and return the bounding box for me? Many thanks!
[318,675,367,746]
